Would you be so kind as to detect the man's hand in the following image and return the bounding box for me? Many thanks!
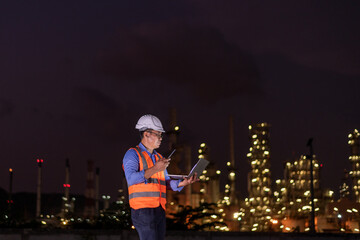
[144,158,170,179]
[178,172,199,187]
[154,158,170,172]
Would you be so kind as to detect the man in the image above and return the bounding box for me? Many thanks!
[123,114,197,240]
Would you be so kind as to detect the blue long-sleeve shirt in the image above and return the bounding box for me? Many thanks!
[123,143,183,192]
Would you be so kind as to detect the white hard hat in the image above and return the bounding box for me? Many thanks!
[135,114,165,132]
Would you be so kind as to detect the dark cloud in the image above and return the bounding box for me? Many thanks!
[69,87,124,142]
[0,98,14,118]
[97,22,261,103]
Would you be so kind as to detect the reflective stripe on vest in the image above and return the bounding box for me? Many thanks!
[129,191,167,199]
[147,178,166,185]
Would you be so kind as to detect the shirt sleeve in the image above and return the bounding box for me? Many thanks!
[123,149,146,186]
[165,169,184,192]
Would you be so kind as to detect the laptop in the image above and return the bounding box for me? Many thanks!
[168,158,209,180]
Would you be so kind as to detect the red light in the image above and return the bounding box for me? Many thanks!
[320,164,323,167]
[37,159,44,163]
[63,184,71,188]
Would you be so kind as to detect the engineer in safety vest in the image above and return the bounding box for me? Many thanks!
[123,114,198,240]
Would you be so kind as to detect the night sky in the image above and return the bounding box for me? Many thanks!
[1,1,360,200]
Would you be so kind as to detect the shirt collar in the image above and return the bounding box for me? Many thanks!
[138,142,157,156]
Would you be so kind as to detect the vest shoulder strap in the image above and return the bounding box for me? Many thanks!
[134,146,149,170]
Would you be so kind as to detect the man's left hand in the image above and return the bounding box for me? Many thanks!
[178,173,199,187]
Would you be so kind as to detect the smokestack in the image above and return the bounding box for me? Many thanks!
[95,167,100,216]
[167,107,180,174]
[62,158,71,216]
[229,116,235,166]
[36,158,44,218]
[228,116,237,204]
[84,160,95,218]
[8,168,13,212]
[168,107,177,150]
[185,145,192,206]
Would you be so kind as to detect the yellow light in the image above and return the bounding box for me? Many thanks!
[271,219,278,224]
[203,170,207,174]
[9,168,13,172]
[41,221,47,225]
[198,149,202,153]
[248,125,252,130]
[174,126,179,131]
[62,221,67,225]
[200,143,206,148]
[216,170,221,174]
[227,162,231,166]
[230,172,235,177]
[131,225,135,229]
[198,154,204,159]
[252,134,257,139]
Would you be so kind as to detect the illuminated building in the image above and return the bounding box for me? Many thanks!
[165,108,185,214]
[320,170,360,233]
[283,156,324,218]
[348,129,360,202]
[247,123,273,231]
[219,116,241,231]
[196,143,221,204]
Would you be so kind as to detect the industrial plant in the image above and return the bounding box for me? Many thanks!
[2,109,360,233]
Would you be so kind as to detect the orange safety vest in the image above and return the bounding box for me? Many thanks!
[127,146,167,210]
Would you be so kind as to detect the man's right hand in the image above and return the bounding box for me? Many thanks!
[144,158,170,179]
[154,158,170,172]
